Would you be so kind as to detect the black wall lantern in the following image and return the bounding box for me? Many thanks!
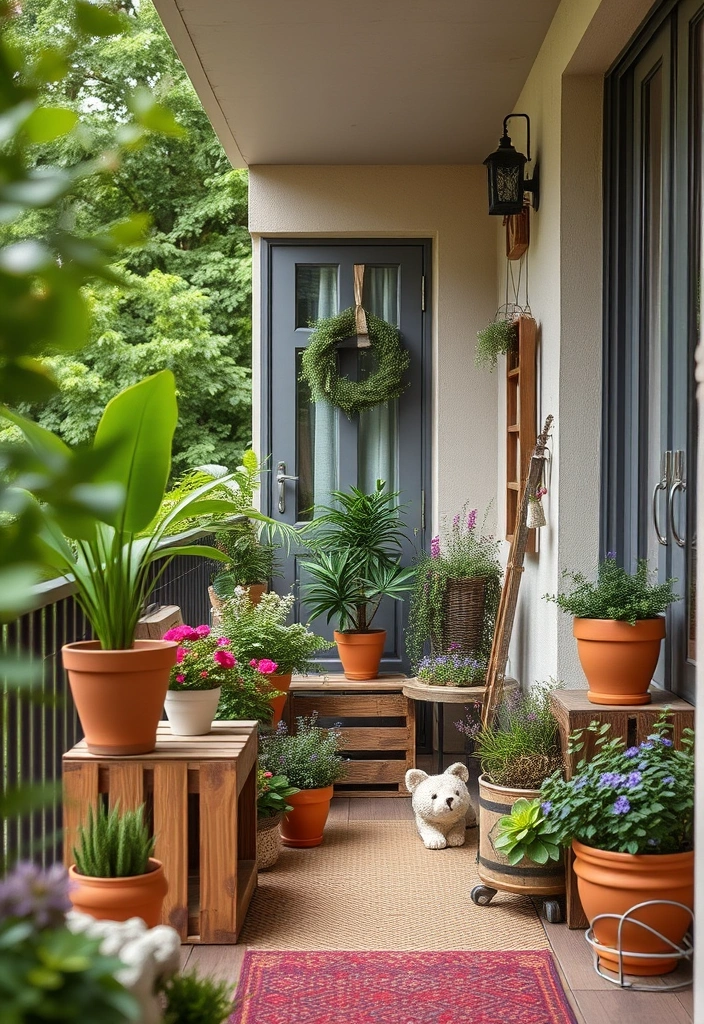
[483,113,539,216]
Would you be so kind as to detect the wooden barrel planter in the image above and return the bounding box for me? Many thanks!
[473,774,565,922]
[432,577,487,655]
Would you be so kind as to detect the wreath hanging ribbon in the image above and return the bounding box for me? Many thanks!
[300,264,410,417]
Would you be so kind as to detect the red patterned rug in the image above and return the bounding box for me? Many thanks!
[230,950,577,1024]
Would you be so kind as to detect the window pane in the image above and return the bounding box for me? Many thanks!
[358,266,400,491]
[295,350,338,520]
[363,265,400,325]
[296,265,338,327]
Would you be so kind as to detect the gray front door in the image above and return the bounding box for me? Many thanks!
[261,239,431,675]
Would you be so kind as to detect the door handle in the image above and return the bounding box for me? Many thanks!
[668,450,686,548]
[276,461,298,514]
[652,450,671,546]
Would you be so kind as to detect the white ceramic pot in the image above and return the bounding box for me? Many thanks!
[164,686,221,736]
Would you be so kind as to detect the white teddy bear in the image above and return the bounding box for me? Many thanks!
[405,762,472,849]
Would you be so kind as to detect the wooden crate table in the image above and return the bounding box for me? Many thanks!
[550,688,694,928]
[62,721,258,944]
[285,674,415,797]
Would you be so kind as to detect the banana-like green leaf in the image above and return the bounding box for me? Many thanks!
[148,544,230,563]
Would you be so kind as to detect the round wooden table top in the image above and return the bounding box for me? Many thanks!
[402,677,520,705]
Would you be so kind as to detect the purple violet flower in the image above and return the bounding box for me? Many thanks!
[662,776,675,785]
[624,746,640,758]
[598,772,622,788]
[612,796,631,815]
[572,777,587,791]
[453,514,460,528]
[625,771,642,789]
[430,535,440,559]
[467,509,477,531]
[541,801,552,816]
[660,737,673,747]
[0,862,72,928]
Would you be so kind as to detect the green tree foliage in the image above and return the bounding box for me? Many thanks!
[4,0,252,468]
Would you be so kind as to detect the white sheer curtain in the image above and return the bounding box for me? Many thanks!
[359,267,398,492]
[313,268,338,507]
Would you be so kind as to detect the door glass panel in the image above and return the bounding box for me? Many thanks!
[296,265,338,327]
[359,266,400,491]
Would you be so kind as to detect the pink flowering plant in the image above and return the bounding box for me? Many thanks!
[164,624,239,691]
[257,768,299,819]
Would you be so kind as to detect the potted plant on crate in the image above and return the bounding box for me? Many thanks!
[257,768,299,870]
[495,716,695,976]
[259,715,347,847]
[68,804,167,929]
[301,482,415,680]
[545,555,679,705]
[162,624,241,736]
[210,523,280,614]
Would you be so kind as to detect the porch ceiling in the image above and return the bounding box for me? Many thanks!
[153,0,561,167]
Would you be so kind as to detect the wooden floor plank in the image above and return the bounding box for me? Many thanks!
[179,945,193,970]
[571,989,692,1024]
[542,921,614,992]
[327,798,350,822]
[186,945,246,989]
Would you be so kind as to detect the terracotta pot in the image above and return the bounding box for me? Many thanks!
[62,640,177,756]
[267,671,292,728]
[257,813,283,870]
[164,686,221,736]
[334,629,386,680]
[209,583,267,613]
[573,617,666,705]
[280,786,334,848]
[68,858,168,928]
[572,840,693,976]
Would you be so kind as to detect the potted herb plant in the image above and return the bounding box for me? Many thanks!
[162,624,241,736]
[301,482,415,680]
[4,371,290,756]
[257,768,299,870]
[545,555,679,705]
[258,715,347,847]
[407,507,502,669]
[210,523,280,613]
[495,716,695,976]
[416,651,486,687]
[219,590,333,725]
[68,804,167,929]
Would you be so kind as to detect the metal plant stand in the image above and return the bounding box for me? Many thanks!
[585,900,693,991]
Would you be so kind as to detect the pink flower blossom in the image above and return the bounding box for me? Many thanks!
[255,659,278,675]
[263,771,273,778]
[217,637,230,646]
[195,624,211,637]
[175,674,185,684]
[430,535,440,558]
[467,508,477,531]
[250,659,258,668]
[200,671,209,678]
[163,624,199,643]
[453,513,460,528]
[214,649,236,669]
[176,647,186,664]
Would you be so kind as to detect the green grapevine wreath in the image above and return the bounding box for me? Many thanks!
[300,306,410,417]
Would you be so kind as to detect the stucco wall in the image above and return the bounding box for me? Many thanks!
[249,165,499,526]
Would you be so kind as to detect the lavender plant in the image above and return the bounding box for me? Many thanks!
[259,715,347,790]
[417,651,486,687]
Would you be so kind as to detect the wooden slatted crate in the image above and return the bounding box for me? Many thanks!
[285,674,415,797]
[62,722,258,944]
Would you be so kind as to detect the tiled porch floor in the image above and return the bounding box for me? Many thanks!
[182,795,693,1024]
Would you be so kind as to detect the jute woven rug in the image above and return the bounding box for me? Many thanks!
[239,820,549,951]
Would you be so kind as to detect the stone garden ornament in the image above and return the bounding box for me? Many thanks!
[405,763,472,849]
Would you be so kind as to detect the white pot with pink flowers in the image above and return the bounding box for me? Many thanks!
[162,624,238,736]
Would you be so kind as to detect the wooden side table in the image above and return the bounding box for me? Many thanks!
[62,722,258,944]
[550,688,694,928]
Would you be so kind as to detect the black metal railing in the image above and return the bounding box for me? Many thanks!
[1,532,217,867]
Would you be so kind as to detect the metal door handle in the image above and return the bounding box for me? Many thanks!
[276,461,298,514]
[652,450,671,546]
[668,450,686,548]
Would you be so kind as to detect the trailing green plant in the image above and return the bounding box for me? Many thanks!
[215,664,279,724]
[416,652,486,687]
[495,715,695,863]
[493,797,562,866]
[162,970,233,1024]
[406,506,502,666]
[301,481,415,632]
[72,804,155,879]
[471,680,564,790]
[545,556,679,625]
[257,768,299,819]
[259,715,347,790]
[219,590,332,673]
[212,522,280,595]
[300,307,410,416]
[475,318,518,370]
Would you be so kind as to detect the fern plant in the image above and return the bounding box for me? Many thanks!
[162,971,233,1024]
[73,804,155,878]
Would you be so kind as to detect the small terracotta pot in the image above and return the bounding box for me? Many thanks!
[267,671,292,728]
[573,617,666,705]
[68,859,168,928]
[572,840,693,975]
[257,813,283,870]
[334,629,386,680]
[280,786,334,848]
[62,640,177,756]
[247,583,267,606]
[164,686,221,736]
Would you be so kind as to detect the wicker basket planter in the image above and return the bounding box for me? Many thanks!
[431,577,487,656]
[257,813,283,871]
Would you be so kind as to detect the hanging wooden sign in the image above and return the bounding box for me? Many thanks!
[505,207,530,260]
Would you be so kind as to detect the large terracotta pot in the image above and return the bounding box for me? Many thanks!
[62,640,177,755]
[573,617,666,705]
[267,671,292,728]
[334,629,386,681]
[164,686,221,736]
[572,840,694,975]
[280,786,334,848]
[68,858,168,928]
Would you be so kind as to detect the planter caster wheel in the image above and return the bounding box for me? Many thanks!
[470,885,498,907]
[542,899,563,924]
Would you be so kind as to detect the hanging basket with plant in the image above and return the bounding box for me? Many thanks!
[475,316,519,370]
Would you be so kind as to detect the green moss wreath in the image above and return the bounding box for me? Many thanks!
[300,307,410,417]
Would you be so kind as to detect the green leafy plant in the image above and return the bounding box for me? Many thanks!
[212,522,280,594]
[475,318,518,370]
[259,715,347,790]
[219,590,332,673]
[73,804,155,879]
[301,481,415,632]
[215,664,279,724]
[493,797,562,866]
[257,768,299,819]
[471,681,564,790]
[545,556,679,625]
[162,970,233,1024]
[406,507,502,666]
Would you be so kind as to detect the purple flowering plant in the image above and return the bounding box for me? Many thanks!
[417,651,486,688]
[258,714,347,791]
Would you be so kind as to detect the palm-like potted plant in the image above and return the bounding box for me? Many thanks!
[301,482,415,680]
[69,803,167,928]
[545,555,679,705]
[210,523,280,614]
[3,371,290,755]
